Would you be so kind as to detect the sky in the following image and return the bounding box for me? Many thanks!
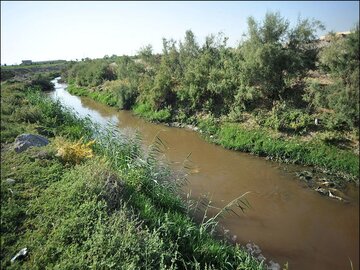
[1,1,359,65]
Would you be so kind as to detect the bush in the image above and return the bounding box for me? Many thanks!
[0,69,15,81]
[55,137,95,165]
[198,115,219,136]
[103,80,138,109]
[12,105,43,124]
[28,75,55,91]
[133,103,172,122]
[263,102,312,133]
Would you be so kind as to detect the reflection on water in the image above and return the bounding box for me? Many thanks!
[49,78,119,128]
[49,78,359,270]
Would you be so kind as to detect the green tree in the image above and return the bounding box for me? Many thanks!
[306,25,359,129]
[238,12,324,107]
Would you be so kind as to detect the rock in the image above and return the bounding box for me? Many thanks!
[296,170,313,181]
[267,260,281,270]
[328,188,349,202]
[257,254,266,262]
[5,178,16,185]
[11,247,28,263]
[246,243,262,256]
[315,187,329,196]
[13,134,49,153]
[328,191,344,201]
[317,179,335,188]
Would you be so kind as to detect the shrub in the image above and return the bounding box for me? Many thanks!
[0,69,15,81]
[103,80,138,109]
[264,102,312,133]
[133,103,172,122]
[198,115,219,136]
[28,75,55,91]
[12,105,42,123]
[55,137,95,164]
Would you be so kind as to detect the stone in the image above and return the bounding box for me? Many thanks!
[246,243,262,256]
[315,187,329,196]
[5,178,16,185]
[13,134,49,153]
[267,260,281,270]
[11,247,28,263]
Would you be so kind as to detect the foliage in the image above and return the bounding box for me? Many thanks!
[262,101,313,133]
[27,74,55,91]
[304,25,359,130]
[237,12,324,102]
[1,68,15,81]
[198,115,220,137]
[104,79,137,109]
[55,137,95,164]
[0,81,93,144]
[133,103,172,122]
[216,123,359,178]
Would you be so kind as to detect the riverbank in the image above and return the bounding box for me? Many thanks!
[66,83,359,191]
[1,80,265,269]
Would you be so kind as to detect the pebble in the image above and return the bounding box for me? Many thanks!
[5,178,16,185]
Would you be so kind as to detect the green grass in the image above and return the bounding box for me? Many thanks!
[133,103,172,122]
[206,123,359,181]
[67,84,117,106]
[1,80,264,269]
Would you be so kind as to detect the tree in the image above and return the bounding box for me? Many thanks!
[307,25,360,129]
[238,12,324,107]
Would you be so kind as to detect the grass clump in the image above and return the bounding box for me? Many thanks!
[133,103,172,123]
[55,137,95,164]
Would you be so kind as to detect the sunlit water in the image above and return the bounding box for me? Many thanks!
[49,78,359,270]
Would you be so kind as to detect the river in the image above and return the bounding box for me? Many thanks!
[49,78,359,270]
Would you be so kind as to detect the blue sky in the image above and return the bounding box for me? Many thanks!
[1,1,359,65]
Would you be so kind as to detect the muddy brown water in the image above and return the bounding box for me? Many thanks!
[49,78,359,270]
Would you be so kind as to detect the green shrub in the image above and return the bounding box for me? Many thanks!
[12,105,43,123]
[133,103,172,122]
[28,76,55,91]
[263,102,312,133]
[103,79,138,109]
[0,69,15,81]
[198,115,219,136]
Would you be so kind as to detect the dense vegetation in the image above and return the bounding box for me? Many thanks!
[61,12,359,180]
[1,79,264,268]
[1,61,68,83]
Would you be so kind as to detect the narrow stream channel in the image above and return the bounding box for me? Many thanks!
[49,78,359,270]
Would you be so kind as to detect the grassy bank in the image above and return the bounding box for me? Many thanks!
[203,122,359,181]
[67,84,118,106]
[1,80,264,269]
